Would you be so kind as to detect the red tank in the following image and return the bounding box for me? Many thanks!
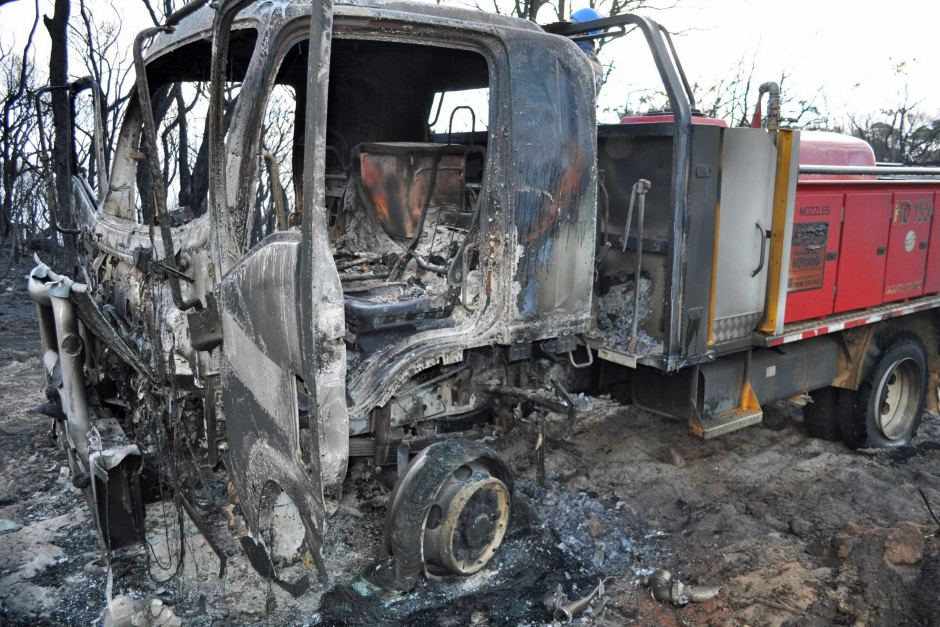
[798,131,876,180]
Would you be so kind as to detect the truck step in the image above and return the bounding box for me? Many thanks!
[690,382,763,439]
[693,407,763,439]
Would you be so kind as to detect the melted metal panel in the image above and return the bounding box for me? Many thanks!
[505,33,597,331]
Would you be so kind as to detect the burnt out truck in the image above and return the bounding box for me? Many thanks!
[28,0,940,592]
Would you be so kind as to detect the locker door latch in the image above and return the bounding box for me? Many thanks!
[752,221,772,277]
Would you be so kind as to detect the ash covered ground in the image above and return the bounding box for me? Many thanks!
[1,262,940,626]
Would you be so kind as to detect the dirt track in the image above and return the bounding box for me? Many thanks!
[1,264,939,626]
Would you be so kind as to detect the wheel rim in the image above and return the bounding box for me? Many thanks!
[422,461,511,576]
[875,357,921,440]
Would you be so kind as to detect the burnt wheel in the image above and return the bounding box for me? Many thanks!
[422,460,511,577]
[803,387,845,441]
[839,332,927,449]
[373,439,512,591]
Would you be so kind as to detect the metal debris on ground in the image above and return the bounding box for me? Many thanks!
[640,568,720,606]
[543,577,610,623]
[103,595,182,627]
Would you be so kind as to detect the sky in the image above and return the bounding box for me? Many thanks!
[1,0,937,126]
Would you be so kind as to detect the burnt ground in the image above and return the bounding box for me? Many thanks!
[1,260,940,626]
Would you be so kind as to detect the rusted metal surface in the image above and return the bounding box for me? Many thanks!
[356,144,469,240]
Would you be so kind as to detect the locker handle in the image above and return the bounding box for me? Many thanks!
[751,220,771,277]
[919,241,928,250]
[876,246,887,256]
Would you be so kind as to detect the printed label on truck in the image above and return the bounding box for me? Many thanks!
[788,221,828,293]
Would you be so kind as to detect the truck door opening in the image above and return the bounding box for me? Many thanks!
[253,35,491,374]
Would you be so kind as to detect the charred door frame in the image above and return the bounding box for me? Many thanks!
[202,2,516,575]
[314,15,513,423]
[548,15,696,371]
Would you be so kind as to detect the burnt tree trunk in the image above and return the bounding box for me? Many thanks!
[175,86,192,208]
[44,0,75,264]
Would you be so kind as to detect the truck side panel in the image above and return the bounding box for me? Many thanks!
[883,190,932,302]
[834,191,891,313]
[925,191,940,294]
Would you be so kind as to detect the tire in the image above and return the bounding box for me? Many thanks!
[803,387,844,441]
[839,332,927,449]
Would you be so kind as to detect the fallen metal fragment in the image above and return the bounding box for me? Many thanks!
[640,568,720,606]
[544,578,610,623]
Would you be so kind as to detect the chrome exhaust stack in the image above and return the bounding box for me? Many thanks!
[28,260,93,464]
[28,257,145,552]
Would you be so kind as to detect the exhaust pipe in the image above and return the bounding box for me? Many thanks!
[28,261,93,463]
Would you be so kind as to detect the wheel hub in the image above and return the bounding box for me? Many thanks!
[423,462,510,576]
[875,357,920,441]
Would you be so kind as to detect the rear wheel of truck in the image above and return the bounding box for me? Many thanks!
[802,387,845,441]
[372,439,513,591]
[839,333,927,449]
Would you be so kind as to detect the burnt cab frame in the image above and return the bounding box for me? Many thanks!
[548,15,717,372]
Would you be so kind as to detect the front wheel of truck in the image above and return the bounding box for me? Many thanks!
[369,439,513,592]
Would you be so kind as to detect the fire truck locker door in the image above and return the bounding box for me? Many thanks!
[923,192,940,295]
[711,128,776,343]
[784,191,843,323]
[883,191,932,302]
[833,191,891,314]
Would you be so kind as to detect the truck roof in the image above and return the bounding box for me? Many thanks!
[147,0,542,61]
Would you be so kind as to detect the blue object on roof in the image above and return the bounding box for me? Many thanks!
[570,7,603,52]
[570,7,603,23]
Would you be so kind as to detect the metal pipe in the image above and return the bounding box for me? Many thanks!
[29,266,62,379]
[657,24,696,110]
[758,82,780,131]
[550,16,695,366]
[50,293,92,461]
[629,180,651,353]
[800,164,940,176]
[413,254,447,274]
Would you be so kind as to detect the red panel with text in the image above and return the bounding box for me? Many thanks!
[785,192,843,323]
[883,191,932,302]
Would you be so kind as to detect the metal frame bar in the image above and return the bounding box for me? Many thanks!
[757,294,940,348]
[800,164,940,176]
[760,129,799,335]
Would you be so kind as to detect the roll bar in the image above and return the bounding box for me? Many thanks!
[548,14,694,369]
